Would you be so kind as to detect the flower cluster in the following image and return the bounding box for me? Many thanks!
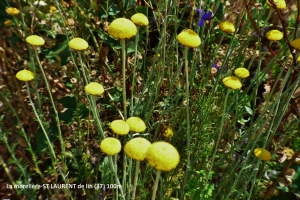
[5,7,20,15]
[222,67,250,90]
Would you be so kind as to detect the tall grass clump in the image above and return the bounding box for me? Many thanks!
[1,0,300,199]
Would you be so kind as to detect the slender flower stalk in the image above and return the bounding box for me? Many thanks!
[121,39,127,120]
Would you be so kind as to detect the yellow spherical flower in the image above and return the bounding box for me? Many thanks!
[146,141,180,172]
[110,120,130,135]
[266,30,283,41]
[84,82,104,96]
[164,126,174,138]
[267,0,286,9]
[234,68,250,78]
[124,137,151,161]
[68,38,89,51]
[177,29,201,48]
[49,6,57,13]
[4,20,12,26]
[254,148,272,161]
[126,117,146,133]
[6,7,20,16]
[26,35,45,46]
[290,38,300,50]
[283,147,294,160]
[131,13,149,26]
[222,76,242,90]
[108,18,137,39]
[16,69,34,82]
[219,21,235,34]
[100,137,121,156]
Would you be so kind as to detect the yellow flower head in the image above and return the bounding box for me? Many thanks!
[124,137,151,161]
[146,141,180,172]
[49,6,57,13]
[84,82,104,96]
[100,137,121,156]
[177,29,201,48]
[266,30,283,41]
[267,0,286,9]
[126,117,146,133]
[290,38,300,50]
[164,126,174,138]
[131,13,149,26]
[69,38,89,51]
[110,120,130,135]
[254,148,272,161]
[108,18,137,39]
[222,76,242,90]
[6,7,20,16]
[219,21,235,34]
[16,69,34,82]
[26,35,45,47]
[283,147,294,160]
[4,20,12,26]
[234,68,250,78]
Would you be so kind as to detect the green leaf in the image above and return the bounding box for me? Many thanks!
[58,96,77,109]
[35,123,58,155]
[245,106,253,115]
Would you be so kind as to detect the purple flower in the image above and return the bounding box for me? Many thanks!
[197,8,214,27]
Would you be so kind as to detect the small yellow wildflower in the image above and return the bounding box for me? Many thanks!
[283,147,294,160]
[131,13,149,26]
[254,148,272,161]
[164,126,174,138]
[4,20,12,26]
[84,82,104,96]
[68,38,89,51]
[219,21,235,34]
[5,7,20,16]
[108,18,137,39]
[234,68,250,78]
[100,137,121,156]
[177,29,201,48]
[222,76,242,90]
[146,141,180,172]
[124,137,151,161]
[49,6,57,13]
[290,38,300,50]
[266,30,283,41]
[16,69,34,82]
[267,0,286,9]
[26,35,45,46]
[126,117,146,133]
[110,120,130,135]
[289,54,300,62]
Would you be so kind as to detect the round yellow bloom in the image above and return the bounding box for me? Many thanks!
[6,7,20,16]
[110,120,130,135]
[126,117,146,133]
[26,35,45,46]
[219,21,235,34]
[234,68,250,78]
[290,38,300,50]
[4,20,12,26]
[131,13,149,26]
[267,0,286,9]
[49,6,57,13]
[222,76,242,90]
[146,141,180,172]
[108,18,137,39]
[254,148,272,161]
[177,29,201,48]
[283,147,294,160]
[266,30,283,41]
[164,126,174,138]
[68,38,89,51]
[84,82,104,96]
[100,137,121,155]
[124,137,151,161]
[16,69,34,81]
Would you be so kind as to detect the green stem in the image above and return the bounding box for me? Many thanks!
[130,27,140,116]
[108,155,125,200]
[132,160,140,200]
[121,39,127,120]
[151,170,161,200]
[182,46,191,193]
